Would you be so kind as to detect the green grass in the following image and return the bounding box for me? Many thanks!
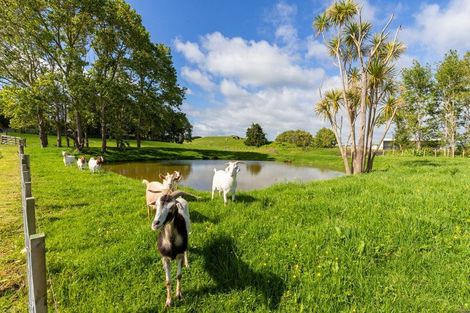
[1,134,469,312]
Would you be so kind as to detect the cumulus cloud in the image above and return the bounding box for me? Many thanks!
[175,30,330,138]
[181,67,216,91]
[402,0,470,56]
[174,39,205,64]
[306,36,331,62]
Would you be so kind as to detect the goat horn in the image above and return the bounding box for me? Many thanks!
[234,161,245,164]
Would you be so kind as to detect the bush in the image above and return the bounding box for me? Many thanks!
[275,130,313,147]
[313,128,337,148]
[244,123,268,147]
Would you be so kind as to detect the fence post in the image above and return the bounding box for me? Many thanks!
[25,197,37,236]
[30,233,47,313]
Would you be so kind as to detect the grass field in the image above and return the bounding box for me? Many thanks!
[1,134,469,312]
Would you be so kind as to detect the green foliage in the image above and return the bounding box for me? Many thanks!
[313,127,337,148]
[400,60,437,148]
[244,123,268,147]
[275,130,313,147]
[0,0,188,150]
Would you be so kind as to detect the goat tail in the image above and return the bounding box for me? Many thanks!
[213,168,217,173]
[142,179,149,187]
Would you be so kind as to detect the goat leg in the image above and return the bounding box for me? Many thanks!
[162,257,172,307]
[176,254,183,299]
[184,251,189,268]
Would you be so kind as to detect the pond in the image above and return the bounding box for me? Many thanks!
[105,160,343,191]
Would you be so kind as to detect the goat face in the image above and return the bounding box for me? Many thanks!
[224,161,243,177]
[96,156,104,165]
[159,171,182,190]
[152,194,177,230]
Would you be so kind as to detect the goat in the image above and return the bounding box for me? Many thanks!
[77,156,87,170]
[150,190,192,307]
[62,151,76,166]
[88,156,104,173]
[211,161,243,205]
[143,171,182,218]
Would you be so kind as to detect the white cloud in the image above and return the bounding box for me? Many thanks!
[174,39,205,64]
[306,36,330,61]
[357,0,377,23]
[200,32,324,88]
[403,0,470,56]
[181,67,216,91]
[189,86,325,139]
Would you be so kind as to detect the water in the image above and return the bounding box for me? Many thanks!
[104,160,343,191]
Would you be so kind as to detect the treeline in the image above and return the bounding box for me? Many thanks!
[0,0,191,152]
[396,51,470,157]
[275,128,336,148]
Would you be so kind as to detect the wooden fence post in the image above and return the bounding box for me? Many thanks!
[30,234,48,313]
[25,197,37,236]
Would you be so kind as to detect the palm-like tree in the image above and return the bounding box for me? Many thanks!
[312,0,405,174]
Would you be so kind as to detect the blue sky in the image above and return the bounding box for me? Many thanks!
[126,0,470,139]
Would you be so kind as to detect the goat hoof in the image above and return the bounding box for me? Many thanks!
[165,298,172,307]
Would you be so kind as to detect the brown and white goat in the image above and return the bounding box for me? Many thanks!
[88,156,104,173]
[150,190,192,307]
[143,171,182,218]
[77,156,87,170]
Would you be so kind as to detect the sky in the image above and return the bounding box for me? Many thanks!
[126,0,470,140]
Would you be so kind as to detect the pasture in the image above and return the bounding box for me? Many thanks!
[1,134,469,312]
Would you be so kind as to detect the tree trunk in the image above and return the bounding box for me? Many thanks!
[75,110,83,151]
[37,113,48,148]
[136,132,141,148]
[100,104,107,153]
[38,122,48,148]
[354,68,368,174]
[84,129,89,148]
[56,124,62,147]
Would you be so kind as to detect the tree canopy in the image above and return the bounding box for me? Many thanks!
[0,0,190,151]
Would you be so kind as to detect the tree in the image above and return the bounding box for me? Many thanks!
[401,60,436,149]
[313,128,337,148]
[275,130,313,147]
[435,50,468,157]
[0,0,189,150]
[244,123,268,147]
[313,0,404,174]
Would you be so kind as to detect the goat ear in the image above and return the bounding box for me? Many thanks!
[159,173,165,180]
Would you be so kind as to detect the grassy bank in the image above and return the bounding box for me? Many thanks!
[1,134,469,312]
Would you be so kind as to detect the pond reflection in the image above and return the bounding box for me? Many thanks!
[104,160,343,191]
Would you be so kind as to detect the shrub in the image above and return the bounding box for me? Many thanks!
[244,123,268,147]
[313,128,337,148]
[275,130,313,147]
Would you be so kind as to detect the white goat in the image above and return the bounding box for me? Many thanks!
[151,190,192,307]
[211,161,243,205]
[62,151,76,166]
[143,171,182,218]
[77,156,87,170]
[88,156,104,173]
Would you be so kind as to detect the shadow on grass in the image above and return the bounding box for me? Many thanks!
[82,146,274,163]
[233,194,258,203]
[190,210,220,224]
[400,159,442,167]
[190,235,285,310]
